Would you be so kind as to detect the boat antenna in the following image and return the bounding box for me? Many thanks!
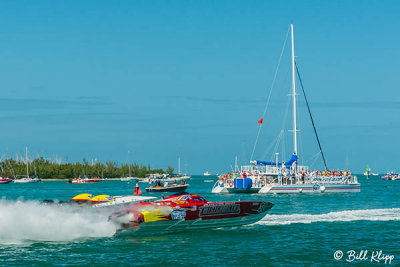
[294,61,328,170]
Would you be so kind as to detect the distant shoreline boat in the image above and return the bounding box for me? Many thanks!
[203,171,211,176]
[68,176,102,184]
[381,172,400,180]
[14,177,41,183]
[121,150,137,182]
[0,177,13,184]
[14,147,41,184]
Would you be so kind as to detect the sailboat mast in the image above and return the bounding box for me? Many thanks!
[25,146,29,178]
[178,157,181,175]
[291,24,298,155]
[128,150,131,177]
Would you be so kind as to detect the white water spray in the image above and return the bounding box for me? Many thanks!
[258,208,400,225]
[0,199,117,244]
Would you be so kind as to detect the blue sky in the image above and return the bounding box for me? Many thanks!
[0,1,399,173]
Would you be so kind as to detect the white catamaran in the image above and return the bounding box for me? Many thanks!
[212,24,360,194]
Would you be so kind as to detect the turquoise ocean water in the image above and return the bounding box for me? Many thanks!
[0,175,399,266]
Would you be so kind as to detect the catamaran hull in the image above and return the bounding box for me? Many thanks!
[259,183,361,194]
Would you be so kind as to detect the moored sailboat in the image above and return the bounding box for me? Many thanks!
[14,147,41,183]
[120,151,137,182]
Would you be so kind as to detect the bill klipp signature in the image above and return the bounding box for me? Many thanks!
[334,250,395,264]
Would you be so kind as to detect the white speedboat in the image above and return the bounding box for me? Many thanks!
[212,24,360,194]
[203,171,211,176]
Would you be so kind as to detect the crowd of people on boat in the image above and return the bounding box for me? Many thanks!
[218,168,352,185]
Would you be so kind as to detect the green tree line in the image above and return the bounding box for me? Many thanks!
[0,158,174,179]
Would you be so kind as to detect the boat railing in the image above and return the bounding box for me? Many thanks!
[240,165,309,175]
[215,174,357,188]
[268,175,357,185]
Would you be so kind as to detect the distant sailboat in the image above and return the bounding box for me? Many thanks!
[121,150,137,182]
[176,157,191,179]
[14,147,40,183]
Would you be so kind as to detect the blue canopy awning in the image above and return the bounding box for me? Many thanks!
[254,154,298,167]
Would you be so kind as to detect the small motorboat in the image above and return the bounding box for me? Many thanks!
[144,173,190,183]
[109,192,274,234]
[381,172,400,180]
[203,171,211,176]
[68,176,102,184]
[0,177,13,184]
[145,179,189,193]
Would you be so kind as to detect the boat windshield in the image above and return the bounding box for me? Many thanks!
[192,197,206,202]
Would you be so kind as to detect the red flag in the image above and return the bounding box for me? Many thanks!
[258,118,263,124]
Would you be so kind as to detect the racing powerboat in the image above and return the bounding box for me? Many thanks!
[109,192,274,234]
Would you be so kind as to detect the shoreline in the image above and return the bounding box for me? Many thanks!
[40,178,143,181]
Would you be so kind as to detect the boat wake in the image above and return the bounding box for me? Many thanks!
[0,199,117,244]
[258,208,400,225]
